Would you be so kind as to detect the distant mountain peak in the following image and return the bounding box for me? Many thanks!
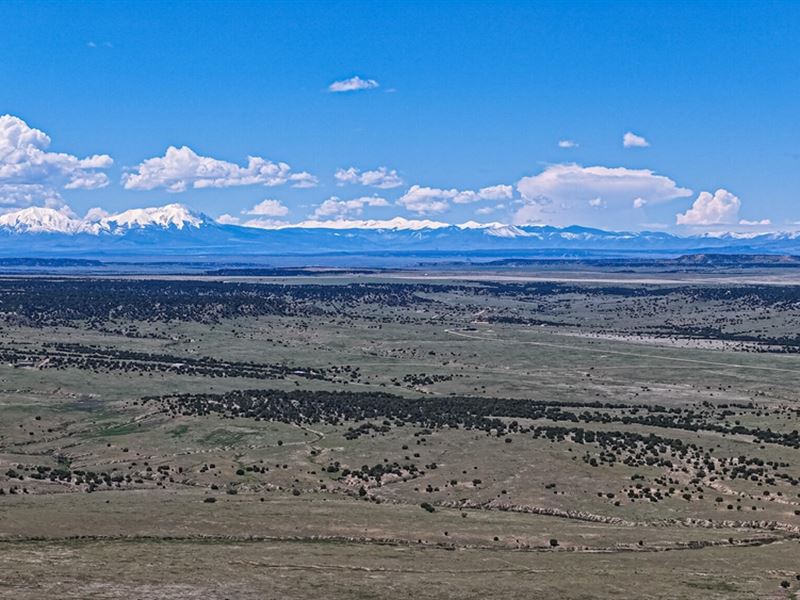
[101,203,206,231]
[0,206,96,234]
[1,202,800,257]
[255,216,453,231]
[0,203,208,236]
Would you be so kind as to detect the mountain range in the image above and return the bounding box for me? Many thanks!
[1,203,799,259]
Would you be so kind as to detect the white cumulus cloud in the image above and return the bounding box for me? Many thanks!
[397,184,513,214]
[84,207,110,222]
[244,199,289,217]
[122,146,317,192]
[0,115,113,198]
[328,76,380,93]
[334,166,403,189]
[216,213,291,229]
[632,197,647,209]
[676,189,741,225]
[288,172,318,188]
[312,195,389,219]
[558,140,578,148]
[514,164,691,227]
[588,197,606,208]
[475,204,505,216]
[453,184,513,204]
[396,186,453,214]
[623,131,650,148]
[0,184,68,214]
[215,213,241,225]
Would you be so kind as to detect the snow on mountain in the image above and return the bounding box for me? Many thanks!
[100,203,206,232]
[0,203,207,235]
[2,202,800,257]
[0,207,98,234]
[456,220,501,229]
[483,225,534,238]
[256,216,452,231]
[258,218,539,237]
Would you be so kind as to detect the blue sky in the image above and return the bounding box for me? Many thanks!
[1,0,798,231]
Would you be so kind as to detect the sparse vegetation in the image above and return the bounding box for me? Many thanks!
[1,272,799,599]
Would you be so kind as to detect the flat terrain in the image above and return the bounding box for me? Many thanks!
[0,271,799,598]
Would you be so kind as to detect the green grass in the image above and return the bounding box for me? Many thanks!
[168,424,189,437]
[200,428,251,447]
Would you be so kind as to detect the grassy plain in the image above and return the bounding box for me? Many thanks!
[0,272,798,598]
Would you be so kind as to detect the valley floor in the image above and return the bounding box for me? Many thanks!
[0,272,799,598]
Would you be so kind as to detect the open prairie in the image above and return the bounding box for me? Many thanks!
[1,272,799,599]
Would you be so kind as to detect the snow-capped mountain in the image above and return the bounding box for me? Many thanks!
[99,204,206,232]
[0,206,97,234]
[0,204,208,236]
[1,202,800,258]
[262,216,453,231]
